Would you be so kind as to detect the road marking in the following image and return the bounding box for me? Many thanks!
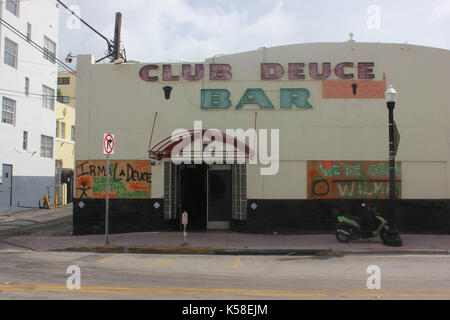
[96,254,120,264]
[147,258,176,267]
[222,257,241,269]
[355,255,450,258]
[1,284,450,297]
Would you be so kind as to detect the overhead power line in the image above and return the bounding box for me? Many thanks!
[56,0,126,63]
[0,88,76,100]
[0,17,76,73]
[56,0,113,50]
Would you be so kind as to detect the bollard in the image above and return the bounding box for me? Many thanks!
[44,194,50,209]
[182,211,188,243]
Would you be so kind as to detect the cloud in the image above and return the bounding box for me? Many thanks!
[58,0,450,67]
[124,0,303,62]
[428,0,450,21]
[59,0,303,63]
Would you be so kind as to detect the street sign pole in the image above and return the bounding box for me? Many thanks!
[105,153,110,246]
[103,133,115,246]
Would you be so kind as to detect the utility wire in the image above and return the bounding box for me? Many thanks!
[56,0,114,53]
[0,17,76,73]
[57,0,126,63]
[0,88,76,100]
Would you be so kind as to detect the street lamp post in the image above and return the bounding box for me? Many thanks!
[384,85,402,246]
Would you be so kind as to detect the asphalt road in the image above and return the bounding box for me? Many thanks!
[0,205,72,237]
[0,251,449,300]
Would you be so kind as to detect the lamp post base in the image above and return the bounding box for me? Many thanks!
[383,228,403,247]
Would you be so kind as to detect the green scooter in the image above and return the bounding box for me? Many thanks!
[336,203,390,243]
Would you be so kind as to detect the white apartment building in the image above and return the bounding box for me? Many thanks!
[0,0,59,208]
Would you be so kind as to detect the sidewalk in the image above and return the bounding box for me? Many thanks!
[1,231,449,255]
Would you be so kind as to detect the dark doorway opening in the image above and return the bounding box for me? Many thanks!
[61,170,74,204]
[179,164,207,231]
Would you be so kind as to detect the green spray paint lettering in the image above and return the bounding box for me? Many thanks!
[320,165,332,177]
[378,164,389,176]
[368,165,378,176]
[373,182,386,195]
[116,191,149,199]
[344,165,353,176]
[337,182,355,198]
[332,166,341,177]
[93,177,127,194]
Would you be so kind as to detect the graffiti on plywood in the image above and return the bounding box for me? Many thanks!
[307,161,401,199]
[76,160,151,199]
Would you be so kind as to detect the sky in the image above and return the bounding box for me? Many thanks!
[57,0,450,67]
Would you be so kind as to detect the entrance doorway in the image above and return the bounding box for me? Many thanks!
[0,165,13,207]
[61,170,74,204]
[179,164,208,230]
[178,164,232,231]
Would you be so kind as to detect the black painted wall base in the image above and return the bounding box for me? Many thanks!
[73,198,177,235]
[235,199,450,234]
[73,198,450,235]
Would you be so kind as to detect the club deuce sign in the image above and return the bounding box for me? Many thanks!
[139,62,376,109]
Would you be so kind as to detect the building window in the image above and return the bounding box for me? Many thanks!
[42,85,55,110]
[71,125,75,141]
[25,77,30,97]
[26,23,32,42]
[43,36,56,63]
[60,122,66,140]
[58,77,70,85]
[2,97,16,125]
[40,135,53,158]
[4,38,18,68]
[57,96,70,104]
[23,131,28,150]
[6,0,19,16]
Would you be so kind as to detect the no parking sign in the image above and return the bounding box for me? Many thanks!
[103,133,115,155]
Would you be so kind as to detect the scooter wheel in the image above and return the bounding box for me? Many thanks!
[336,231,351,243]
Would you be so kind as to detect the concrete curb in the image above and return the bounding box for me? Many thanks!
[54,246,449,256]
[340,249,449,255]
